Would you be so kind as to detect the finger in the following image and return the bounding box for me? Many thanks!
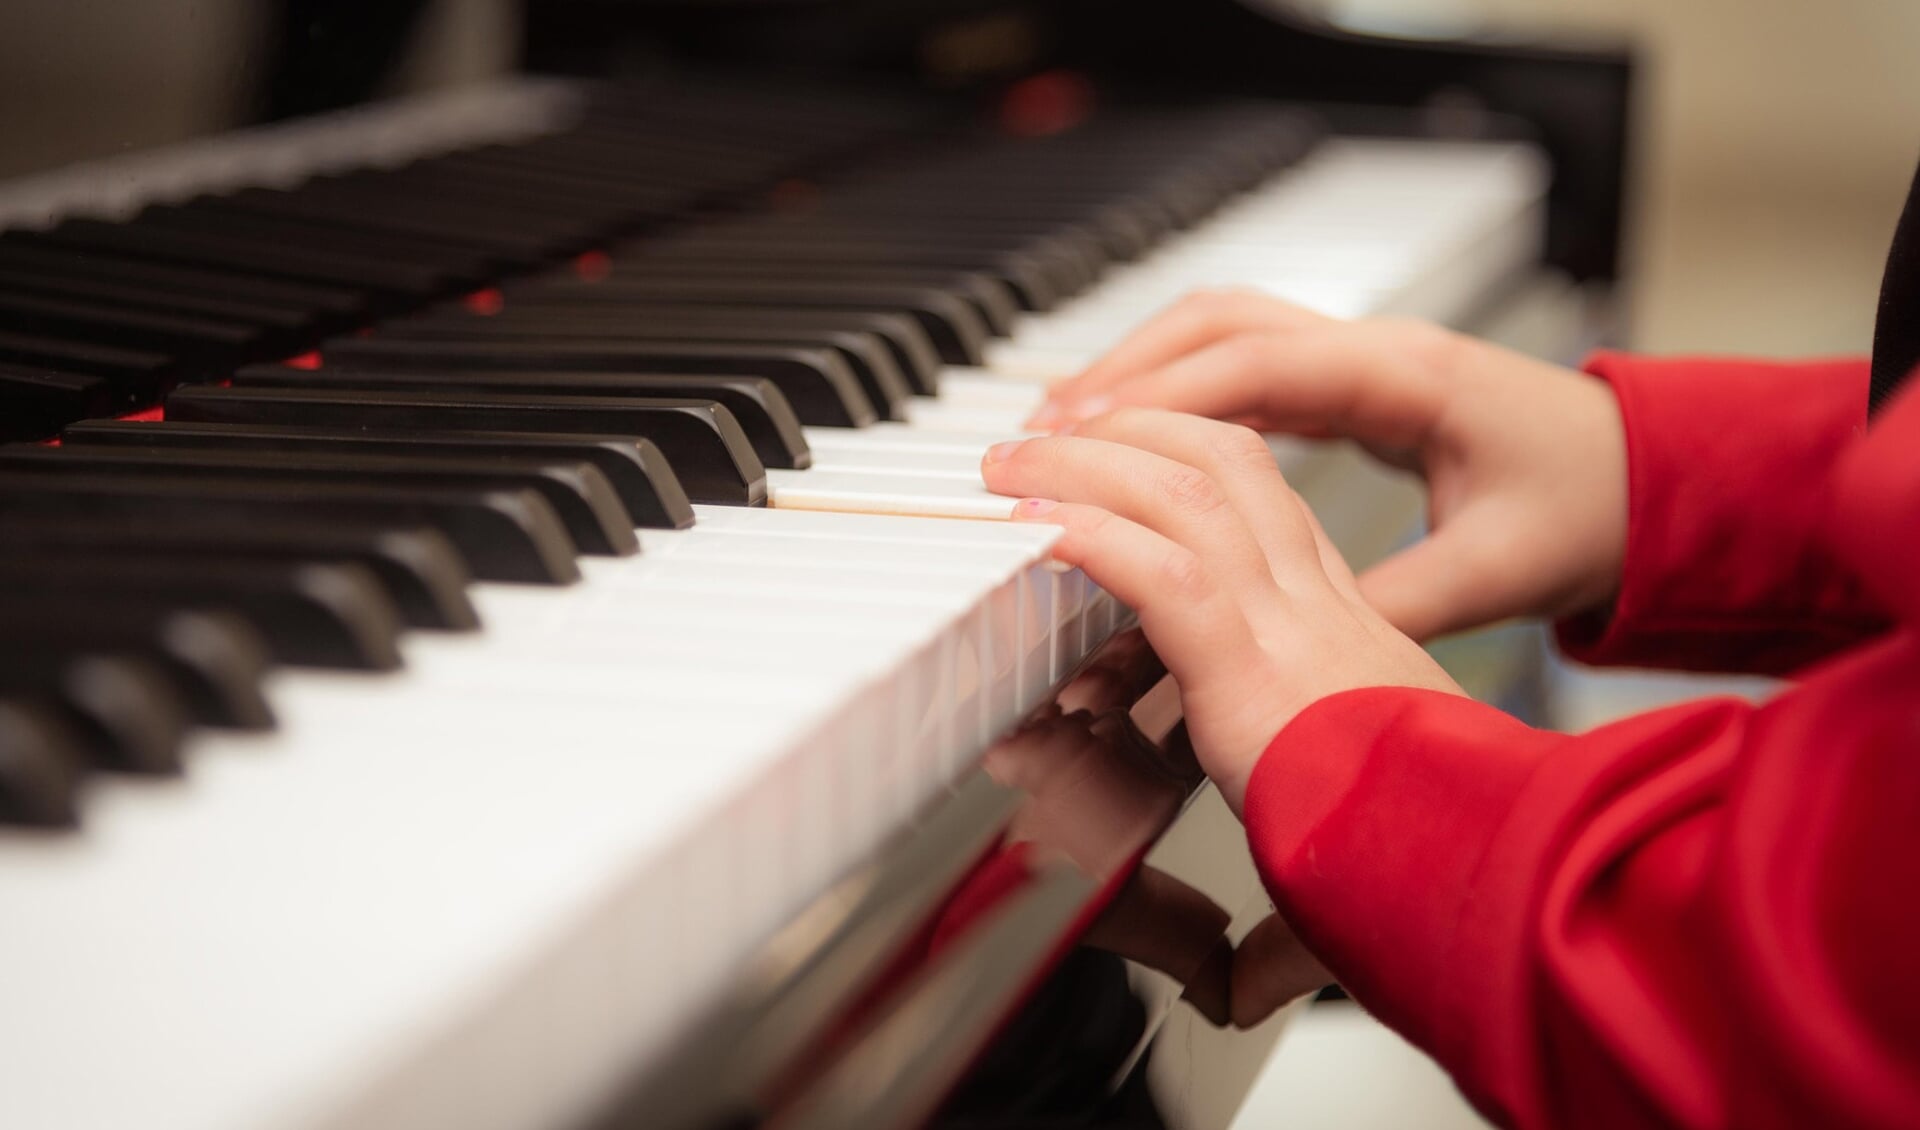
[1062,407,1327,586]
[1079,866,1234,1025]
[1006,500,1268,697]
[1028,290,1326,428]
[1231,912,1334,1029]
[1057,324,1448,448]
[1293,495,1365,605]
[985,436,1277,591]
[1354,505,1530,642]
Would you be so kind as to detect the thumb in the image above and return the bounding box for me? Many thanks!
[1354,510,1525,642]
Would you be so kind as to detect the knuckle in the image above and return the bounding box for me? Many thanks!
[1071,505,1115,540]
[1217,331,1277,374]
[1156,465,1226,516]
[1373,318,1463,375]
[1212,424,1276,473]
[1099,404,1153,432]
[1155,548,1213,600]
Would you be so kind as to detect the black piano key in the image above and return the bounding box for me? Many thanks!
[0,290,264,365]
[432,139,728,182]
[0,650,188,775]
[64,419,695,531]
[0,238,371,322]
[455,303,945,398]
[0,330,181,406]
[359,173,656,223]
[602,263,1021,337]
[375,316,914,424]
[746,215,1111,279]
[1085,198,1172,252]
[236,364,813,472]
[319,338,878,430]
[213,188,563,263]
[0,470,581,586]
[165,384,766,507]
[0,512,479,632]
[416,166,711,215]
[339,147,659,195]
[0,261,318,343]
[250,178,611,250]
[132,204,501,283]
[503,276,990,367]
[814,177,1164,248]
[0,553,405,673]
[0,699,85,828]
[374,157,699,210]
[289,176,637,240]
[0,365,114,440]
[0,445,638,559]
[15,220,454,307]
[0,602,276,730]
[620,234,1070,310]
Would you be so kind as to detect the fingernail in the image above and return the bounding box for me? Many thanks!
[1026,404,1061,430]
[1011,497,1057,518]
[984,440,1024,464]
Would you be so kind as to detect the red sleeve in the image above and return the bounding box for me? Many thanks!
[1244,382,1920,1129]
[1555,352,1887,675]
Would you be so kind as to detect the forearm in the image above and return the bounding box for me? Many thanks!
[1244,638,1920,1130]
[1558,353,1886,674]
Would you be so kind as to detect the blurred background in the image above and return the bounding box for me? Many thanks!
[3,1,1912,1126]
[1322,0,1920,357]
[4,0,1917,357]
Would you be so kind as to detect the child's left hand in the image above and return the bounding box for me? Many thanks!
[983,408,1462,812]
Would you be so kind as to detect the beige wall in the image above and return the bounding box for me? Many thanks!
[0,0,263,180]
[1325,0,1920,354]
[0,0,517,181]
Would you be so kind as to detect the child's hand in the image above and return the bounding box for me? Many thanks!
[982,409,1460,812]
[1024,291,1628,641]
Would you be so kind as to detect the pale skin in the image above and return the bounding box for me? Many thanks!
[980,290,1631,1020]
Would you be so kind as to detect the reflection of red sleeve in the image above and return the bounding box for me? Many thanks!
[926,839,1036,958]
[1556,352,1887,674]
[1243,382,1920,1129]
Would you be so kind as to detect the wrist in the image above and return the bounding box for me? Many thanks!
[1563,369,1631,614]
[1214,665,1465,817]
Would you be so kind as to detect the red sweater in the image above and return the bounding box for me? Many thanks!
[1244,353,1920,1129]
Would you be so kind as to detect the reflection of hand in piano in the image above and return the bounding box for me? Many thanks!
[970,645,1329,1030]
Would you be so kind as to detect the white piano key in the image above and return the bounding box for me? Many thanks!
[0,128,1554,1130]
[922,370,1050,411]
[806,442,989,477]
[801,423,1039,454]
[768,467,1022,520]
[887,401,1042,433]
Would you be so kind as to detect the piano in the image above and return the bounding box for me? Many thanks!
[0,2,1633,1128]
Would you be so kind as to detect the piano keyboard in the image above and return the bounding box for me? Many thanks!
[0,79,1546,1130]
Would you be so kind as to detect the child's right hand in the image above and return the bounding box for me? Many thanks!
[1025,290,1630,641]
